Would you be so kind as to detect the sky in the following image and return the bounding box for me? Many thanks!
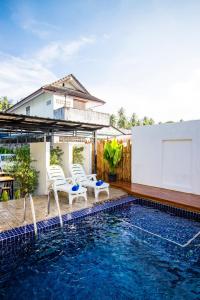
[0,0,200,122]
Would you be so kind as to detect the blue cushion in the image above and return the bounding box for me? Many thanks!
[72,184,79,191]
[96,180,104,186]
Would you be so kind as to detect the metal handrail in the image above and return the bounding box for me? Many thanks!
[23,194,38,236]
[47,182,63,228]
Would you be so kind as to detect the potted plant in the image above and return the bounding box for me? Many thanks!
[103,139,122,182]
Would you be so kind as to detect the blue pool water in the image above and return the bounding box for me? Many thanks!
[0,200,200,300]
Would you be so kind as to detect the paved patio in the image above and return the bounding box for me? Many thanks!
[0,187,127,232]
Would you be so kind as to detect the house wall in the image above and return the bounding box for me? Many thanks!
[12,93,101,118]
[131,121,200,195]
[53,95,73,110]
[54,142,92,177]
[12,93,54,118]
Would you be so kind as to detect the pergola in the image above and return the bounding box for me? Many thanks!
[0,112,108,170]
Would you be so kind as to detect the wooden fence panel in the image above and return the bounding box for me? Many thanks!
[93,139,131,182]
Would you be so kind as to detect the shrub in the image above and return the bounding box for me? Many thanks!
[73,146,84,165]
[7,146,39,197]
[1,190,9,201]
[50,147,63,165]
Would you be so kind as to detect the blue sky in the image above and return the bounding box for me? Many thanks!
[0,0,200,122]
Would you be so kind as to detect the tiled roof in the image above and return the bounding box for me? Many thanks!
[43,85,105,103]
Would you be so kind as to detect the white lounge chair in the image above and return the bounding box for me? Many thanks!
[47,165,87,205]
[70,164,109,199]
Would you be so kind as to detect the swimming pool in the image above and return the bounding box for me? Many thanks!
[0,197,200,299]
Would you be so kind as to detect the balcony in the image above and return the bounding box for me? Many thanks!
[53,107,110,126]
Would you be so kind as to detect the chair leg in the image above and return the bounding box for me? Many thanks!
[69,194,73,206]
[95,189,99,200]
[107,188,109,198]
[84,192,87,202]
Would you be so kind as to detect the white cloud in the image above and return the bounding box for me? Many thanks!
[21,19,59,39]
[91,67,200,123]
[0,52,56,101]
[0,35,96,101]
[36,36,95,65]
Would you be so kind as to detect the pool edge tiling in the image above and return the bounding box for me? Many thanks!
[0,196,136,248]
[1,196,200,250]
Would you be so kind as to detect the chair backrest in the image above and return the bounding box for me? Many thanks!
[47,165,66,188]
[71,164,87,184]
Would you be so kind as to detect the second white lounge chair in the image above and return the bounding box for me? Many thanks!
[47,165,87,205]
[70,164,109,199]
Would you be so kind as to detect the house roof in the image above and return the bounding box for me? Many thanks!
[7,74,105,112]
[43,85,105,104]
[47,74,90,94]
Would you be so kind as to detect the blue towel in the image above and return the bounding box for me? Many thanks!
[96,180,104,186]
[72,184,80,191]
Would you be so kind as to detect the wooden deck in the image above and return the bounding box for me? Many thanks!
[111,182,200,212]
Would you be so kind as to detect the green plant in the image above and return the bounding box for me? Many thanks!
[103,139,122,174]
[73,146,84,165]
[14,189,21,199]
[0,147,14,154]
[0,96,12,111]
[1,190,9,201]
[6,146,39,197]
[50,147,64,165]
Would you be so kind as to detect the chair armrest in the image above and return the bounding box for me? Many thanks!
[87,174,97,181]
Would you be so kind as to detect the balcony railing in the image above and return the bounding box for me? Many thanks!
[54,107,110,126]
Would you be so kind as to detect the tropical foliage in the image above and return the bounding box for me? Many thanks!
[0,96,12,111]
[0,147,14,154]
[50,146,64,165]
[1,190,9,201]
[6,146,39,197]
[103,139,122,174]
[73,146,84,165]
[110,107,155,129]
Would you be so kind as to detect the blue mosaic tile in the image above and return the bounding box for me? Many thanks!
[0,195,200,252]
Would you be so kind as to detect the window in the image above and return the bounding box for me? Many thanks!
[26,106,30,115]
[46,100,51,106]
[73,99,85,110]
[56,99,65,105]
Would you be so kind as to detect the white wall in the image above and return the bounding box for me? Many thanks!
[54,142,73,177]
[30,142,50,195]
[12,93,54,118]
[132,121,200,195]
[53,95,73,110]
[54,142,92,177]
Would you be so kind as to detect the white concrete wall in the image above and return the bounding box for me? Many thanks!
[30,142,50,195]
[53,142,73,178]
[53,142,92,177]
[53,95,73,110]
[12,93,54,118]
[132,121,200,195]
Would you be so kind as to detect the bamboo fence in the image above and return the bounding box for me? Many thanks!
[93,139,131,182]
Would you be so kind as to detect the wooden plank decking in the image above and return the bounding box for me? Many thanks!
[111,182,200,212]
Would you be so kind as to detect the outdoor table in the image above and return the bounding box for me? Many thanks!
[0,176,14,199]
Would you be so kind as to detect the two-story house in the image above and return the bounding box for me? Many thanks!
[7,74,110,127]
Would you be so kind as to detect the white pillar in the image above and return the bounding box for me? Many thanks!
[84,143,92,174]
[54,142,73,177]
[30,142,50,195]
